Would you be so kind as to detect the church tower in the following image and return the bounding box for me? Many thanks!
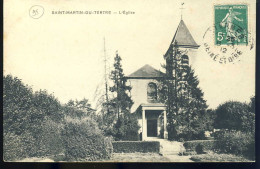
[125,14,201,141]
[164,19,200,77]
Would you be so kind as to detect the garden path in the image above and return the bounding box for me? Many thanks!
[146,137,193,162]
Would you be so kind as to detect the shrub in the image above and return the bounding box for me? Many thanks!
[112,141,160,153]
[34,118,64,157]
[214,101,254,132]
[3,75,34,135]
[183,140,215,153]
[32,90,64,123]
[62,117,113,161]
[112,113,140,141]
[195,144,204,154]
[215,130,254,159]
[244,141,255,160]
[3,75,65,160]
[174,109,216,141]
[3,131,37,161]
[3,119,64,161]
[4,132,25,161]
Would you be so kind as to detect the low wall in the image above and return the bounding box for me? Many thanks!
[183,140,216,152]
[112,141,160,153]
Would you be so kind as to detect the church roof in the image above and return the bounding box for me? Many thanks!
[165,20,200,56]
[126,64,164,79]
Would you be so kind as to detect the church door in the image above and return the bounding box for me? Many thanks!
[147,119,157,137]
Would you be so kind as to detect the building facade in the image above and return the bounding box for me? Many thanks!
[126,19,199,141]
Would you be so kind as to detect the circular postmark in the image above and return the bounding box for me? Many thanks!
[202,23,254,64]
[29,5,44,19]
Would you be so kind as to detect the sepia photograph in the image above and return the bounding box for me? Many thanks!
[3,0,256,162]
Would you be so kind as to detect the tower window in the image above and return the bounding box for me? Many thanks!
[182,55,189,67]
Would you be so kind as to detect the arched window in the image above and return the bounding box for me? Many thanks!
[147,82,157,102]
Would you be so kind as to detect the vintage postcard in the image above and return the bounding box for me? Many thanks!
[3,0,256,162]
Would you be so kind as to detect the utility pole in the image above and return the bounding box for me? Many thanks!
[115,51,120,120]
[102,37,110,126]
[104,37,109,106]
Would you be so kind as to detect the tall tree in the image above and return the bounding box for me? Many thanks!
[159,42,186,140]
[109,51,133,118]
[214,101,255,133]
[159,42,208,140]
[108,51,139,140]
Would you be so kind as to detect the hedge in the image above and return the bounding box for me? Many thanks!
[3,132,36,161]
[214,130,255,160]
[63,117,113,161]
[112,141,160,153]
[183,140,216,153]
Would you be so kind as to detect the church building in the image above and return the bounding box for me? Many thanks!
[126,19,200,141]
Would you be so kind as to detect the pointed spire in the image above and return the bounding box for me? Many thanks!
[173,20,199,48]
[164,20,200,57]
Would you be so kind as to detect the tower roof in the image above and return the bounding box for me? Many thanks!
[165,20,200,56]
[126,64,164,79]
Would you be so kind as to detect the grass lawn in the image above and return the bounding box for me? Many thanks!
[16,157,54,162]
[16,153,171,162]
[103,153,171,162]
[190,151,254,162]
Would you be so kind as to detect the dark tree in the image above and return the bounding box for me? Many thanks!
[108,51,139,140]
[214,101,254,132]
[3,75,34,135]
[158,42,209,140]
[160,42,184,140]
[109,51,133,117]
[3,75,64,160]
[249,95,255,113]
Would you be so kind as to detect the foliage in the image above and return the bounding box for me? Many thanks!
[34,118,64,157]
[158,43,209,140]
[195,144,204,154]
[214,130,255,160]
[183,140,215,153]
[3,75,34,135]
[33,90,64,123]
[112,141,160,153]
[249,95,255,113]
[213,99,255,160]
[175,109,215,140]
[109,52,133,115]
[3,74,112,161]
[3,75,65,160]
[62,117,113,161]
[190,151,252,162]
[214,101,255,132]
[99,51,139,140]
[112,113,140,141]
[64,98,96,120]
[3,131,36,161]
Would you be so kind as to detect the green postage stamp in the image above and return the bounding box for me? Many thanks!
[214,5,248,45]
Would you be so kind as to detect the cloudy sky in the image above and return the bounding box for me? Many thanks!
[4,0,256,109]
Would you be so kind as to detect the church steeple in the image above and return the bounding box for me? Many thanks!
[165,19,200,58]
[164,18,200,77]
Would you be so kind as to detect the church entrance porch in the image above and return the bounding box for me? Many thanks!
[136,103,168,141]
